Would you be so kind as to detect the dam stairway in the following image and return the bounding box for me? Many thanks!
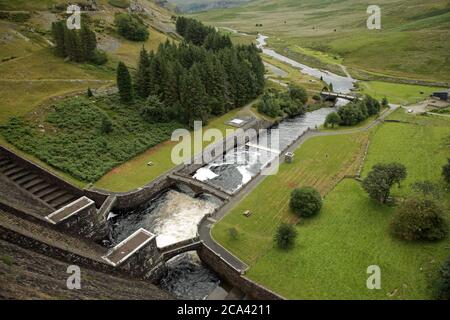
[0,152,78,211]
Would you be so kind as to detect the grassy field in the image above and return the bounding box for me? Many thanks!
[246,179,449,299]
[362,109,450,198]
[212,132,370,264]
[211,109,450,299]
[94,106,254,192]
[192,0,450,83]
[357,81,447,105]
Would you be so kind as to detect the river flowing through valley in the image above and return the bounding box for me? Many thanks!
[110,33,356,300]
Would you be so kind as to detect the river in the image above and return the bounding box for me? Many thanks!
[110,33,356,300]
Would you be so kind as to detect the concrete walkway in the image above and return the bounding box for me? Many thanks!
[198,105,399,272]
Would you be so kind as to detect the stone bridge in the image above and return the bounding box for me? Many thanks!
[168,173,232,201]
[159,237,203,262]
[320,91,358,102]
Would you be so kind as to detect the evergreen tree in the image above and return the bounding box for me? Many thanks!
[80,24,97,61]
[51,21,65,57]
[135,47,151,98]
[117,61,133,103]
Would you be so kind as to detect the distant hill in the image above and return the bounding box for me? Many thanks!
[192,0,450,83]
[167,0,250,13]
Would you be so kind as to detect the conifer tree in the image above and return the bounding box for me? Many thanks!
[117,61,133,103]
[51,21,65,57]
[135,47,151,98]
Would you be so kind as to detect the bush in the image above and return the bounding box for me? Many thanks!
[435,256,450,300]
[140,95,168,123]
[324,112,341,128]
[443,159,450,184]
[228,227,239,240]
[115,13,149,41]
[390,197,448,241]
[290,187,322,218]
[90,50,108,65]
[274,223,297,250]
[101,117,113,134]
[289,85,308,104]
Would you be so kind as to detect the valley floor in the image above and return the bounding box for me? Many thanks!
[211,109,450,299]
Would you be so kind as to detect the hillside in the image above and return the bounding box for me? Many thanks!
[191,0,450,84]
[167,0,250,13]
[0,0,176,124]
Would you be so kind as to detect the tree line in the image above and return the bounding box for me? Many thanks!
[117,17,265,128]
[324,95,385,128]
[51,20,107,65]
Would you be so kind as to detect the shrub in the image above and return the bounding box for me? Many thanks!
[1,255,14,266]
[140,95,168,123]
[290,187,322,218]
[101,117,113,134]
[90,49,108,65]
[228,227,239,240]
[289,85,308,104]
[274,223,297,250]
[390,197,448,241]
[411,180,442,199]
[443,159,450,184]
[435,256,450,300]
[324,112,341,128]
[115,13,149,41]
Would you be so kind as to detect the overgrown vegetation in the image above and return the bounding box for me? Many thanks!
[336,95,381,127]
[0,96,182,182]
[114,13,149,42]
[256,85,307,118]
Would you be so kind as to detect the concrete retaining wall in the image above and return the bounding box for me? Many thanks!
[197,244,284,300]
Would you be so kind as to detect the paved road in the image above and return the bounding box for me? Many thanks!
[198,105,399,272]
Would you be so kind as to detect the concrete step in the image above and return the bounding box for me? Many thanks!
[1,163,17,172]
[42,190,66,203]
[0,159,11,168]
[22,178,45,190]
[0,159,11,167]
[8,169,30,181]
[15,173,38,185]
[34,185,59,198]
[28,182,51,195]
[50,194,77,209]
[4,166,25,177]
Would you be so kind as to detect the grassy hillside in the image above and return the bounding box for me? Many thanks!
[0,0,179,186]
[192,0,450,83]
